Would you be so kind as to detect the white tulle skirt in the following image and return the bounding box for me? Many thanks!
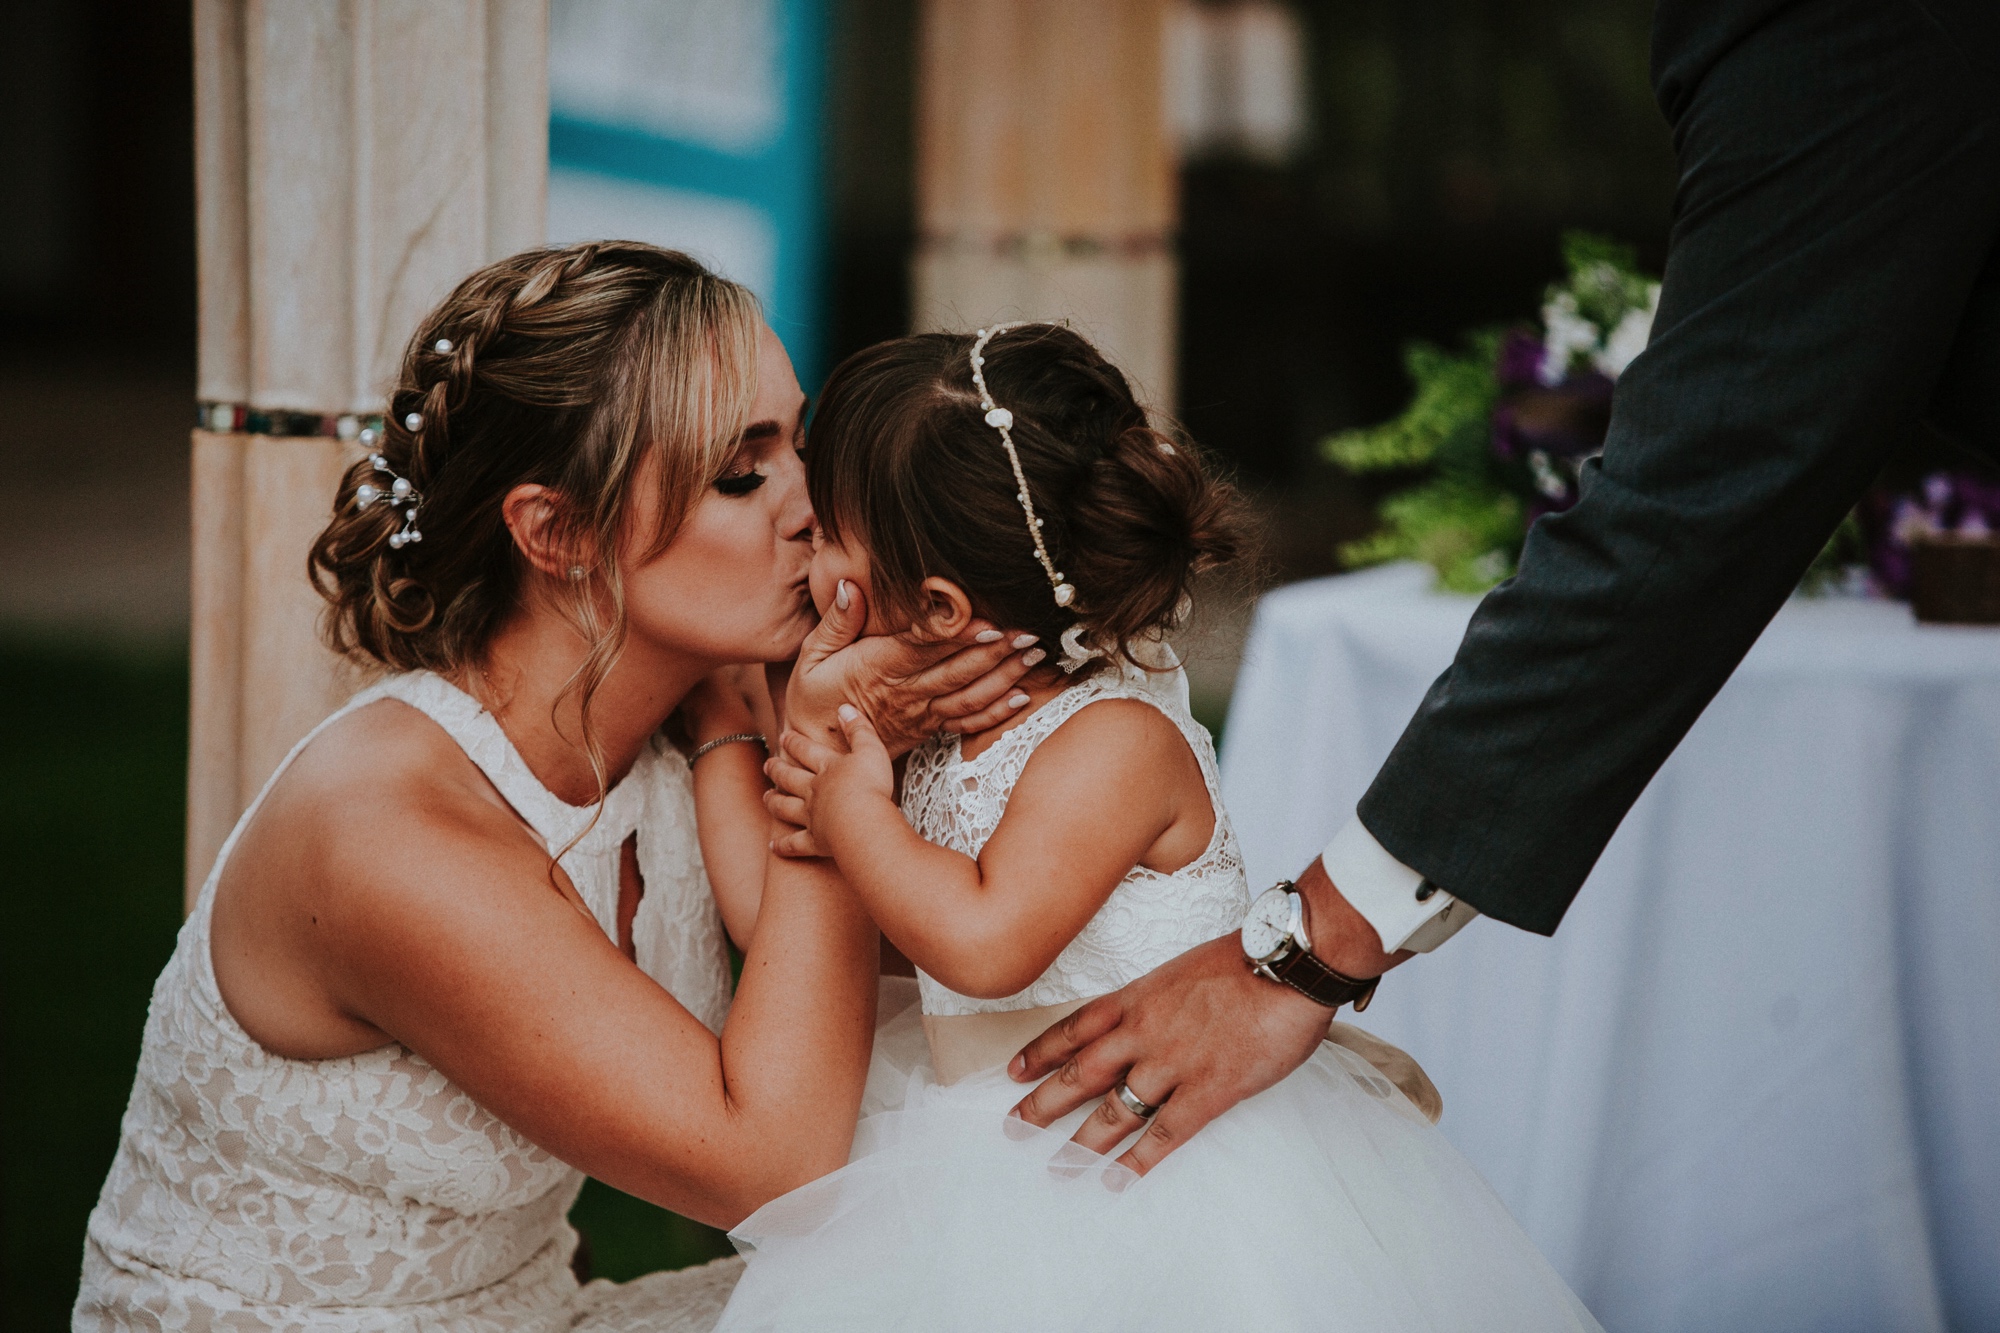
[714,987,1601,1333]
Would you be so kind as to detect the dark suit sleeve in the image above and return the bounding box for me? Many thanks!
[1356,0,2000,935]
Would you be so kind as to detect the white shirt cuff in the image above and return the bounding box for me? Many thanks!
[1320,816,1478,953]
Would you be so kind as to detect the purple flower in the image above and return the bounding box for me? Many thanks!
[1496,329,1546,390]
[1863,472,2000,597]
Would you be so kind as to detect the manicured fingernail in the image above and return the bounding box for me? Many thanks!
[1011,634,1038,649]
[975,629,1003,643]
[1007,693,1030,709]
[1003,1112,1036,1141]
[1008,1054,1027,1079]
[1021,648,1046,667]
[1103,1166,1136,1194]
[835,579,851,610]
[838,703,860,723]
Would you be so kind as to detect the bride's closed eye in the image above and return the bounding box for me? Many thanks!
[715,469,767,497]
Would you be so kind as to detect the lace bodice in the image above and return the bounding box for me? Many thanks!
[901,660,1251,1017]
[76,672,739,1331]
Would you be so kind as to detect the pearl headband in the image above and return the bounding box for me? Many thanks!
[970,323,1075,610]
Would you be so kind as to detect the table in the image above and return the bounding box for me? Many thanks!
[1218,562,2000,1333]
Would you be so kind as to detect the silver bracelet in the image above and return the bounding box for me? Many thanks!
[689,732,766,766]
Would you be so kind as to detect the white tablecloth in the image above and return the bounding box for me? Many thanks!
[1218,562,2000,1333]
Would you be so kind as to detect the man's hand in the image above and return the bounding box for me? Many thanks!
[785,580,1040,755]
[1008,858,1408,1175]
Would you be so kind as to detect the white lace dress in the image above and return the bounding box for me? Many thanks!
[74,672,745,1332]
[715,662,1604,1332]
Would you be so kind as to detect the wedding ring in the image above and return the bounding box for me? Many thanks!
[1114,1081,1160,1120]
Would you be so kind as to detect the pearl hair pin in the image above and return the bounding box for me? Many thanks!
[433,338,453,353]
[969,323,1075,609]
[355,453,423,549]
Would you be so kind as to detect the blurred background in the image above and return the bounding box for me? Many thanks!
[0,0,1676,1324]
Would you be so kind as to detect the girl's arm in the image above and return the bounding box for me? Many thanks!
[682,664,779,948]
[786,699,1214,999]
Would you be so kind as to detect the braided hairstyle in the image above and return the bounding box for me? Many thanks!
[310,241,761,691]
[806,323,1245,669]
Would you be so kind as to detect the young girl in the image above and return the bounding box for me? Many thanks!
[717,324,1601,1331]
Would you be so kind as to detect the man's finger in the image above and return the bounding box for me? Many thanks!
[1066,1069,1171,1157]
[1009,993,1123,1081]
[1008,1034,1135,1129]
[1114,1093,1216,1177]
[795,579,867,671]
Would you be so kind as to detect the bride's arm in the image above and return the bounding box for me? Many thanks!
[682,664,780,948]
[313,795,877,1229]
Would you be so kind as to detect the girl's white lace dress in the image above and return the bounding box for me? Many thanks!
[75,672,746,1332]
[715,661,1604,1332]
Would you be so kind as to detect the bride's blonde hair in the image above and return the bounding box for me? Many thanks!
[310,242,760,781]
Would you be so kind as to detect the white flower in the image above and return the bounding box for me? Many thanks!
[1592,281,1660,379]
[1539,291,1599,386]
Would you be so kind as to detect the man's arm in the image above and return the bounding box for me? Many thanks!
[1361,0,2000,933]
[1012,0,2000,1171]
[1006,856,1398,1176]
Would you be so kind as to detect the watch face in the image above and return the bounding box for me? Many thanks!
[1241,887,1296,962]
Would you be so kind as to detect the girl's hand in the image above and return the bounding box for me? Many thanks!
[765,706,894,858]
[763,734,823,858]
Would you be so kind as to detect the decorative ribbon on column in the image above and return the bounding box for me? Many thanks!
[196,402,386,442]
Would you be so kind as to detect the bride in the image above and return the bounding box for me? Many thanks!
[74,243,1035,1332]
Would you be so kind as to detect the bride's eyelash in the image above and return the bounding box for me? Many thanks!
[715,469,766,496]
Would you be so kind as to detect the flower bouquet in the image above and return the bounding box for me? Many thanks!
[1326,233,2000,614]
[1325,232,1659,593]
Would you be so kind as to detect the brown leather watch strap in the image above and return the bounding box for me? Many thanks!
[1269,945,1380,1011]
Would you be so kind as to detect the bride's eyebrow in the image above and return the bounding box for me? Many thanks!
[737,397,810,450]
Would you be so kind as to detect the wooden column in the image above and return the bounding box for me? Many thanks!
[913,0,1176,407]
[188,0,548,905]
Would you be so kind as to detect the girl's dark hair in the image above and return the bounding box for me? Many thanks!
[808,324,1243,665]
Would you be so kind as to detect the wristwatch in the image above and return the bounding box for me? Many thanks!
[1240,882,1380,1011]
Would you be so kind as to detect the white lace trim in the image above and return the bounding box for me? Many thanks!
[75,671,735,1329]
[902,661,1251,1017]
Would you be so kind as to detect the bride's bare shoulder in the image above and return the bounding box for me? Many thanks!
[224,696,540,912]
[280,697,516,834]
[210,697,548,1058]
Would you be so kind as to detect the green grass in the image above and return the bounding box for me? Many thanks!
[0,638,723,1328]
